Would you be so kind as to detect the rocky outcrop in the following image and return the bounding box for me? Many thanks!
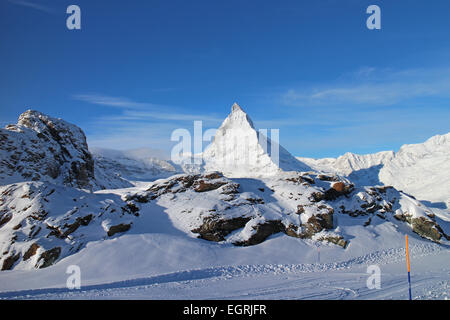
[393,214,449,242]
[234,220,284,246]
[36,247,61,269]
[0,181,137,271]
[411,217,442,242]
[1,252,21,270]
[192,216,251,242]
[323,182,354,200]
[0,110,96,189]
[23,243,40,261]
[107,223,132,237]
[317,235,348,248]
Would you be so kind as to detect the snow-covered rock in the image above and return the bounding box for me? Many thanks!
[0,181,136,270]
[0,110,96,190]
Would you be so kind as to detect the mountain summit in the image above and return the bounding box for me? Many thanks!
[0,110,96,189]
[202,103,310,177]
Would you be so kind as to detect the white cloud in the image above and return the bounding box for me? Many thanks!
[72,94,159,110]
[75,93,223,150]
[7,0,54,14]
[281,67,450,107]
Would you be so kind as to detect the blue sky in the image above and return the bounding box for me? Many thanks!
[1,0,449,158]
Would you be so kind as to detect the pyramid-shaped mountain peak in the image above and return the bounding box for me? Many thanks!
[202,103,310,177]
[221,102,255,130]
[231,102,244,112]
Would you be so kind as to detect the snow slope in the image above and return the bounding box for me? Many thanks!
[379,134,450,206]
[0,215,448,299]
[298,133,450,207]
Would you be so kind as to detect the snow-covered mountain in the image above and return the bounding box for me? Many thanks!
[0,107,448,275]
[202,103,310,177]
[298,133,450,207]
[379,133,450,206]
[92,147,177,189]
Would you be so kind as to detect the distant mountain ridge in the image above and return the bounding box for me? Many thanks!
[298,133,450,206]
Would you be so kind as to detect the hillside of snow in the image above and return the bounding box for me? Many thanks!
[298,133,450,207]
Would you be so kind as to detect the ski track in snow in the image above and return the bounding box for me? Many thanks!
[1,243,447,300]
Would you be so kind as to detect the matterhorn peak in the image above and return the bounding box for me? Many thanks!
[202,103,310,177]
[221,102,255,130]
[231,102,244,112]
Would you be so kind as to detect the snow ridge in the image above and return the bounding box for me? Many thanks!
[298,133,450,205]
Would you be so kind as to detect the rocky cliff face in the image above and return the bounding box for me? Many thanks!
[0,110,96,190]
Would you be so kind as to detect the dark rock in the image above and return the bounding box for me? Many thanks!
[309,192,325,202]
[411,217,441,242]
[299,212,334,238]
[220,183,240,195]
[317,236,348,248]
[192,216,251,242]
[246,197,264,204]
[317,174,339,182]
[286,176,304,184]
[203,172,223,180]
[12,223,22,230]
[36,247,61,269]
[0,214,12,228]
[323,182,354,201]
[296,205,305,214]
[61,214,93,238]
[23,243,40,261]
[1,253,21,271]
[194,180,227,192]
[234,220,284,246]
[107,223,131,237]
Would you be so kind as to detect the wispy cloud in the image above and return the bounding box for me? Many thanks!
[7,0,55,14]
[72,94,160,110]
[281,67,450,107]
[74,93,224,150]
[73,94,223,123]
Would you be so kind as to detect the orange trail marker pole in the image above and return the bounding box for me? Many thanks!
[405,235,412,300]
